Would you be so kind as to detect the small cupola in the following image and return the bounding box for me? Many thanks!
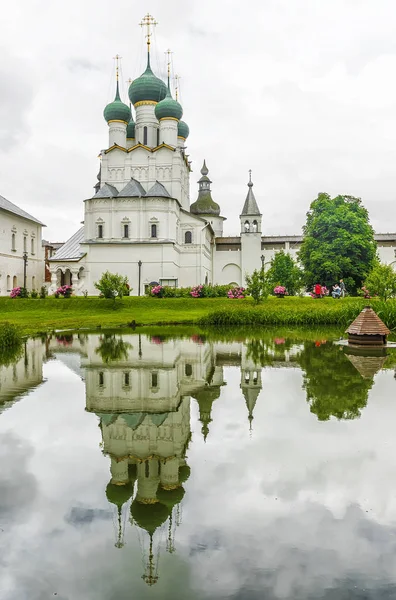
[190,160,220,216]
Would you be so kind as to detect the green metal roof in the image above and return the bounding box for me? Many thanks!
[155,87,183,121]
[103,81,131,124]
[129,53,167,105]
[178,120,189,139]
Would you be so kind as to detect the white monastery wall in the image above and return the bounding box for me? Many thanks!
[0,210,44,295]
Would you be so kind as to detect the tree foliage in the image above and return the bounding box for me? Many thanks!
[245,269,271,304]
[298,193,377,293]
[94,271,130,299]
[298,341,373,421]
[95,334,132,363]
[363,262,396,301]
[266,250,303,295]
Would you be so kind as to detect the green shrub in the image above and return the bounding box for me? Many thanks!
[39,286,48,299]
[31,289,38,299]
[0,322,22,350]
[94,271,130,299]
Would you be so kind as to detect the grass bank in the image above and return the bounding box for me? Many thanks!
[0,296,395,337]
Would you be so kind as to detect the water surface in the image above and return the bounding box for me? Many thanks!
[1,330,396,599]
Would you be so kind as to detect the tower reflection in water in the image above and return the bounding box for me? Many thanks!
[81,332,263,585]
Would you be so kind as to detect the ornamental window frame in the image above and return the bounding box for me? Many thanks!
[96,217,104,240]
[184,230,192,244]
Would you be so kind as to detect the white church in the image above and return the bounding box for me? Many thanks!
[6,14,391,296]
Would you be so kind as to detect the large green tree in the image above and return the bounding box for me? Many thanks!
[298,193,376,293]
[266,250,303,295]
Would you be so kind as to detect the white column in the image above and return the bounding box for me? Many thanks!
[108,121,127,148]
[158,119,178,147]
[135,103,159,147]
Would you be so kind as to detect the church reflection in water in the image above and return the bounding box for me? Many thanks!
[2,330,391,586]
[80,332,265,585]
[44,332,264,585]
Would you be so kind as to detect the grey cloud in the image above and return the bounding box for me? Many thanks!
[0,431,37,523]
[66,57,101,72]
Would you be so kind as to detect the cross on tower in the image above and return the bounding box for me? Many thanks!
[113,54,122,80]
[139,13,158,51]
[174,74,181,101]
[165,48,173,82]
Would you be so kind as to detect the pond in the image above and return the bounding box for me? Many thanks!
[1,329,396,599]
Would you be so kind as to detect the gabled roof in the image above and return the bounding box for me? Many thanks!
[93,183,119,199]
[0,194,46,226]
[241,184,261,216]
[118,178,146,198]
[50,227,85,262]
[346,307,390,336]
[146,181,171,198]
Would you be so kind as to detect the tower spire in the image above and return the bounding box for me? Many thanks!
[113,54,122,100]
[165,49,173,89]
[140,13,158,63]
[175,74,181,101]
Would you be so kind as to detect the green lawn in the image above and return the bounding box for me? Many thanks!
[0,295,384,337]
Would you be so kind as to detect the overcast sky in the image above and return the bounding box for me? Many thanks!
[2,0,396,241]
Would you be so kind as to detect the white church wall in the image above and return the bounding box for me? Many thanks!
[0,210,45,295]
[213,250,242,286]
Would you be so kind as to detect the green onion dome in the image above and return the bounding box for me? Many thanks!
[106,481,134,508]
[157,486,185,509]
[178,465,191,483]
[130,500,170,535]
[154,88,183,121]
[129,54,167,105]
[126,115,135,138]
[103,81,131,124]
[178,120,190,139]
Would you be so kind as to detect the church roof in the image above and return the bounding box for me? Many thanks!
[119,178,145,197]
[93,183,119,198]
[50,227,85,262]
[146,181,171,198]
[0,194,45,226]
[241,176,261,216]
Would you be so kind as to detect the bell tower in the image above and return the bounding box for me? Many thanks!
[240,171,262,284]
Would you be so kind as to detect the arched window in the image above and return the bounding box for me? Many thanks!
[99,372,104,386]
[13,275,17,288]
[23,236,27,252]
[252,220,258,233]
[11,233,16,251]
[143,126,148,145]
[98,224,103,239]
[151,224,157,238]
[244,221,250,232]
[151,372,158,387]
[6,275,10,291]
[32,276,35,289]
[31,238,35,254]
[185,364,192,377]
[205,273,208,285]
[184,230,192,244]
[123,224,129,238]
[157,128,160,146]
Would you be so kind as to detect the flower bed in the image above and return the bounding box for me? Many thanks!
[227,287,245,299]
[55,285,73,298]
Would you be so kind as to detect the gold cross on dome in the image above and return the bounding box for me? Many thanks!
[113,54,122,80]
[139,13,158,50]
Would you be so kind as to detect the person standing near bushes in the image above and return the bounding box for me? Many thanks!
[340,279,346,297]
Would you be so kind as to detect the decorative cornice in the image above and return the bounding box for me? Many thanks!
[104,143,127,154]
[108,119,128,125]
[159,116,179,122]
[134,100,158,107]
